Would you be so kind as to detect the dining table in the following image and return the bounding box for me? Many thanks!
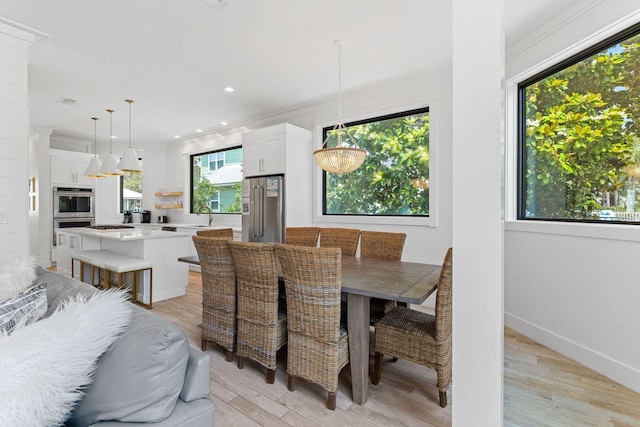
[178,253,441,405]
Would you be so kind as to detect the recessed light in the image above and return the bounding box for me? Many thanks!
[220,121,228,126]
[196,129,203,133]
[224,86,234,93]
[111,135,118,139]
[174,135,180,138]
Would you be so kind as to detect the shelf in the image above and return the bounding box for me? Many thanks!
[155,191,183,197]
[155,204,182,209]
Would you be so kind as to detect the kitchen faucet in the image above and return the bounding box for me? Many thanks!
[196,205,214,226]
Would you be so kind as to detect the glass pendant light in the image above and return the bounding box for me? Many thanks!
[84,117,105,178]
[99,109,123,176]
[117,99,143,173]
[313,40,366,174]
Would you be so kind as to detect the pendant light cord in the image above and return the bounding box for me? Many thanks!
[92,117,98,156]
[107,109,114,153]
[337,42,342,124]
[126,99,133,148]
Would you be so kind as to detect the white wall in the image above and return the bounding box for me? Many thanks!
[29,126,52,266]
[505,1,640,393]
[0,21,33,260]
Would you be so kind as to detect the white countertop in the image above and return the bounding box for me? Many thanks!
[61,227,189,241]
[135,223,241,232]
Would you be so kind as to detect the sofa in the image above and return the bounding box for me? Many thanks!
[35,267,215,426]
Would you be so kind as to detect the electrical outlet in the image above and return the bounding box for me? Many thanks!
[0,211,8,224]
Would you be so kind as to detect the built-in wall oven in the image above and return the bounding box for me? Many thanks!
[53,187,95,246]
[53,187,94,218]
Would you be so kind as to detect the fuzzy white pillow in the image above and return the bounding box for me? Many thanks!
[0,290,132,427]
[0,256,37,301]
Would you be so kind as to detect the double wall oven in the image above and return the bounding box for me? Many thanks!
[52,187,95,246]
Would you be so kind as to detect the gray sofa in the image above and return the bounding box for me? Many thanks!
[35,267,215,426]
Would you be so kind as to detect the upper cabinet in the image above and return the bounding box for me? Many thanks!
[242,123,310,178]
[242,134,285,177]
[50,149,95,187]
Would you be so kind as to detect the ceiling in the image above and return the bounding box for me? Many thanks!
[0,0,583,145]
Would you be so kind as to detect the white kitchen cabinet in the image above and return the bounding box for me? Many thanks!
[242,133,285,177]
[51,149,95,187]
[241,123,312,226]
[55,230,82,277]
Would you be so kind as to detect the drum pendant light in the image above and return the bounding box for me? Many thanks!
[117,99,143,173]
[99,109,123,176]
[84,117,105,178]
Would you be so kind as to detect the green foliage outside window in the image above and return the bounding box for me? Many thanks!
[521,28,640,221]
[324,108,429,216]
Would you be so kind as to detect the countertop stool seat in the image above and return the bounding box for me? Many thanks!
[103,254,153,309]
[72,250,114,289]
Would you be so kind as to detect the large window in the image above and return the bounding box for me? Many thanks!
[519,23,640,223]
[120,159,143,212]
[322,107,429,217]
[190,146,242,214]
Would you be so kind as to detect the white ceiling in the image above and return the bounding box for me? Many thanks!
[0,0,582,145]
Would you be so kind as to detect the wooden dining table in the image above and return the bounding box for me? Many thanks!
[178,253,441,405]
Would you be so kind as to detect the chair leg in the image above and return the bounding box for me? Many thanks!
[287,375,296,391]
[327,391,337,410]
[201,340,207,351]
[371,352,383,385]
[237,356,244,369]
[439,390,448,408]
[225,350,233,362]
[266,369,275,384]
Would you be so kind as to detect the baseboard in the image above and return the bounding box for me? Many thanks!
[505,312,640,393]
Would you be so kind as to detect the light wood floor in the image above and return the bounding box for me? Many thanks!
[151,271,640,426]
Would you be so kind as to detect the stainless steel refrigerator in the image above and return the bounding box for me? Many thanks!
[241,175,284,243]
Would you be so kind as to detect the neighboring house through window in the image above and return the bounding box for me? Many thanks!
[190,146,242,213]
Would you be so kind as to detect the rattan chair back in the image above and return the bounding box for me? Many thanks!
[228,241,286,381]
[192,236,237,360]
[360,231,406,261]
[274,243,349,409]
[196,228,234,239]
[285,227,320,247]
[435,247,453,342]
[319,227,361,257]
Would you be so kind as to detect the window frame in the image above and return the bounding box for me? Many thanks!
[313,102,438,228]
[516,21,640,225]
[189,145,242,214]
[119,158,143,214]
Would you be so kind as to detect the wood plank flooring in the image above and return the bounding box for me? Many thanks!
[150,271,640,426]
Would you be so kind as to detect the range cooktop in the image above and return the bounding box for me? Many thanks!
[86,225,136,230]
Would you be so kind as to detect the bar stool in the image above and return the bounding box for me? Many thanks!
[103,255,153,309]
[71,250,113,288]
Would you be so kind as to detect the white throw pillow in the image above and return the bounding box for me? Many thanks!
[0,290,132,427]
[0,256,37,301]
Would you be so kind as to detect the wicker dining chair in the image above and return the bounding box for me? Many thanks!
[371,247,453,407]
[360,231,407,325]
[274,244,349,410]
[192,236,237,362]
[196,228,234,239]
[228,241,287,384]
[319,227,361,256]
[284,227,320,247]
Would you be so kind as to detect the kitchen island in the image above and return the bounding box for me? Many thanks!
[56,227,190,304]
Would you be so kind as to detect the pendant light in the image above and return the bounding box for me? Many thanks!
[117,99,143,173]
[313,40,367,174]
[99,109,123,176]
[84,117,105,178]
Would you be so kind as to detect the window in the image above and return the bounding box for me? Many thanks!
[120,159,143,212]
[208,152,224,171]
[518,23,640,223]
[322,107,429,217]
[190,146,243,214]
